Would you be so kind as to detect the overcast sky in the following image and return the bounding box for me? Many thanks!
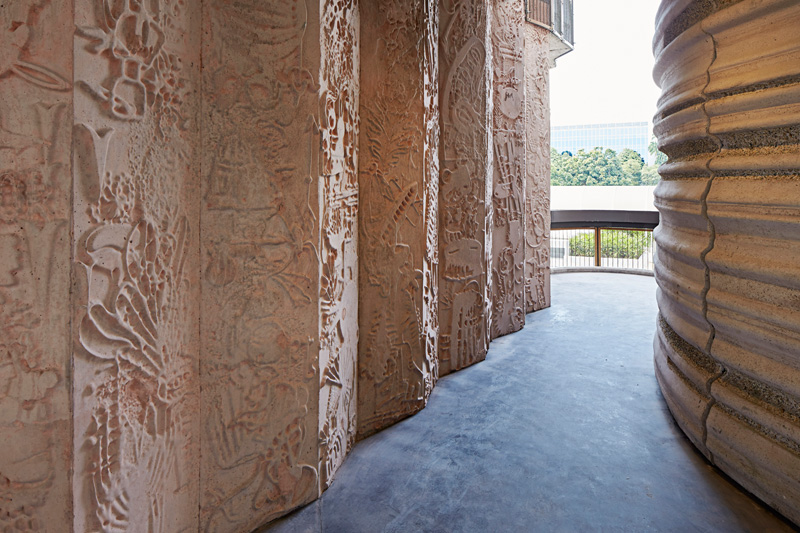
[549,0,663,128]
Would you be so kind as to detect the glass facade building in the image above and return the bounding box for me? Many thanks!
[551,122,652,163]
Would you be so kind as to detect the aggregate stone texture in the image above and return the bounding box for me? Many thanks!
[653,0,800,525]
[266,274,795,532]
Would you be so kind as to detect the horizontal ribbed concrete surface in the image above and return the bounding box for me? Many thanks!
[265,273,792,532]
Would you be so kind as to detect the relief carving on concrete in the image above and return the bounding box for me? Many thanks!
[0,2,72,529]
[438,0,492,375]
[318,0,359,490]
[73,1,200,531]
[422,0,441,388]
[523,24,551,312]
[490,0,526,338]
[200,1,320,529]
[358,0,438,437]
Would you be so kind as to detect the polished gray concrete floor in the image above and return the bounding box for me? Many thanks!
[266,273,794,532]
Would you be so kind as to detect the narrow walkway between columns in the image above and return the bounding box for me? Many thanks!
[266,274,792,532]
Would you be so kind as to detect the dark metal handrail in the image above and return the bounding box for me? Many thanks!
[551,209,659,230]
[550,210,660,272]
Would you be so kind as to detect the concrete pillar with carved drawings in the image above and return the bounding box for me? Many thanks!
[490,0,527,338]
[0,1,73,529]
[438,0,494,375]
[357,0,440,438]
[523,22,553,313]
[199,0,360,529]
[0,1,360,531]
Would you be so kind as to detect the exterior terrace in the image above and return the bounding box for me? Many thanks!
[269,273,793,532]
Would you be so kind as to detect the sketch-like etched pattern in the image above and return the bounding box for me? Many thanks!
[492,0,525,338]
[318,0,360,490]
[1,1,559,530]
[438,0,492,375]
[423,0,441,389]
[0,2,72,530]
[72,1,200,531]
[491,0,526,338]
[77,0,186,126]
[358,0,438,438]
[200,1,320,529]
[523,24,552,312]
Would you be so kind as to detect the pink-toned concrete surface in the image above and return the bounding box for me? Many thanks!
[0,2,569,530]
[491,0,527,338]
[0,2,73,529]
[357,0,439,438]
[200,1,328,530]
[438,0,493,376]
[523,23,552,313]
[72,0,201,530]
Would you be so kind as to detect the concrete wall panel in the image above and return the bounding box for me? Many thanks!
[438,0,493,374]
[0,1,73,529]
[523,24,551,312]
[318,0,360,490]
[72,0,201,530]
[199,1,322,529]
[490,0,526,338]
[357,0,439,438]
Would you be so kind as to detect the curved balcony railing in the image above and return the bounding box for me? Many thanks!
[551,210,659,273]
[525,0,574,47]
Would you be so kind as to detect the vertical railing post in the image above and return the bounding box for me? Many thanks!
[594,226,601,267]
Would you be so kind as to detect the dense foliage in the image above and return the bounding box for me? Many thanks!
[569,230,653,259]
[551,142,666,186]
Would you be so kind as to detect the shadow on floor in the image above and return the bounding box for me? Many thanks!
[264,273,795,533]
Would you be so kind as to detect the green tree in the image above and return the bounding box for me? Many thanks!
[641,164,660,185]
[648,137,668,166]
[569,230,653,258]
[550,146,658,186]
[550,148,575,186]
[619,148,644,185]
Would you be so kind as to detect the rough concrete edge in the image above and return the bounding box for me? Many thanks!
[552,267,655,277]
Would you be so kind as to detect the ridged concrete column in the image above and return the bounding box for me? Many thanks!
[358,0,439,438]
[438,0,493,375]
[653,0,800,524]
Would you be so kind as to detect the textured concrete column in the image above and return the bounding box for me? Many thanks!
[358,0,439,437]
[317,0,360,492]
[0,2,73,529]
[438,0,493,375]
[200,1,359,529]
[72,1,201,530]
[490,0,526,338]
[653,0,800,525]
[523,23,552,312]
